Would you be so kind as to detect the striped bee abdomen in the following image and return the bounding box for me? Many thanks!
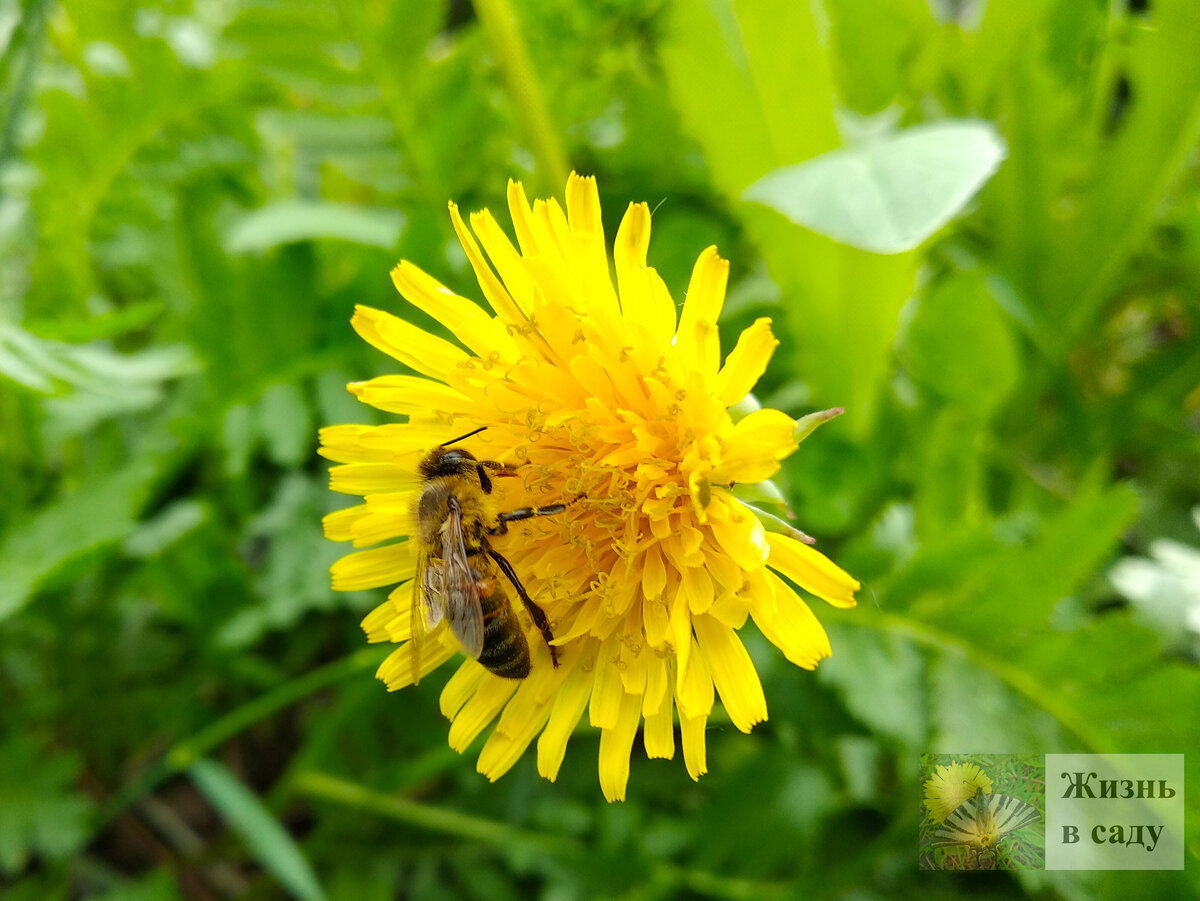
[475,575,531,679]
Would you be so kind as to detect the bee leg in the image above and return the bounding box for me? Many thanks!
[491,502,571,535]
[493,491,584,535]
[476,460,520,495]
[486,548,559,668]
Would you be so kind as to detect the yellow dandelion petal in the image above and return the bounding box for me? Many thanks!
[505,178,542,256]
[708,497,770,570]
[642,653,670,717]
[751,572,832,670]
[617,640,648,695]
[923,762,994,823]
[708,408,797,484]
[713,317,779,407]
[643,689,676,760]
[448,201,530,322]
[320,423,433,466]
[468,207,537,315]
[478,670,561,782]
[324,502,412,549]
[319,425,408,464]
[328,462,415,496]
[350,305,469,377]
[330,542,414,591]
[376,628,457,690]
[676,636,714,721]
[361,598,406,644]
[478,709,553,782]
[767,532,861,608]
[675,246,727,376]
[669,586,694,694]
[537,656,596,782]
[390,262,522,364]
[708,590,750,630]
[588,645,626,730]
[693,615,767,733]
[598,688,643,803]
[643,594,671,651]
[447,674,519,753]
[680,712,709,781]
[322,504,369,542]
[641,545,668,603]
[614,202,677,343]
[564,173,621,316]
[348,374,475,417]
[683,564,715,615]
[321,174,859,799]
[440,660,488,720]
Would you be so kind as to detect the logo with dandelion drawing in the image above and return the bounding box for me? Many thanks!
[920,755,1045,870]
[322,174,860,801]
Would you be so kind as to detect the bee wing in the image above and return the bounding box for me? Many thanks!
[409,546,436,687]
[414,545,444,630]
[441,500,486,658]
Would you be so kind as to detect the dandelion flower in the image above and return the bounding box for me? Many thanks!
[321,173,859,801]
[924,762,993,824]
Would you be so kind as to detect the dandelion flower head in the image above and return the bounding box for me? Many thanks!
[924,761,994,824]
[321,173,860,801]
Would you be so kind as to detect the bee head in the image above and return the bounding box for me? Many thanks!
[419,446,481,481]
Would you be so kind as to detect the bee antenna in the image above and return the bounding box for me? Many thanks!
[441,425,487,447]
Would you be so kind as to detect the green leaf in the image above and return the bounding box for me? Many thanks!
[122,499,209,559]
[662,0,838,194]
[825,0,932,113]
[189,758,328,901]
[0,735,94,875]
[0,324,198,437]
[662,0,919,428]
[927,654,1063,753]
[225,201,405,252]
[743,121,1006,253]
[819,625,928,747]
[258,381,312,468]
[216,473,340,647]
[0,325,57,392]
[914,485,1140,647]
[899,271,1020,410]
[0,459,158,620]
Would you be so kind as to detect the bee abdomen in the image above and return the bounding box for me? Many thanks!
[478,590,531,679]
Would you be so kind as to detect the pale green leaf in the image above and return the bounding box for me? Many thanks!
[225,201,404,252]
[744,121,1007,252]
[189,759,328,901]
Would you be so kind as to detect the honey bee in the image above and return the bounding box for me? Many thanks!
[412,427,567,680]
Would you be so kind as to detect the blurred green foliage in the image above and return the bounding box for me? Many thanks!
[2,0,1199,898]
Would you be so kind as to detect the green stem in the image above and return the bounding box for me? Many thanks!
[293,769,582,856]
[167,647,387,768]
[96,647,387,827]
[471,0,569,191]
[295,770,791,901]
[656,863,792,901]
